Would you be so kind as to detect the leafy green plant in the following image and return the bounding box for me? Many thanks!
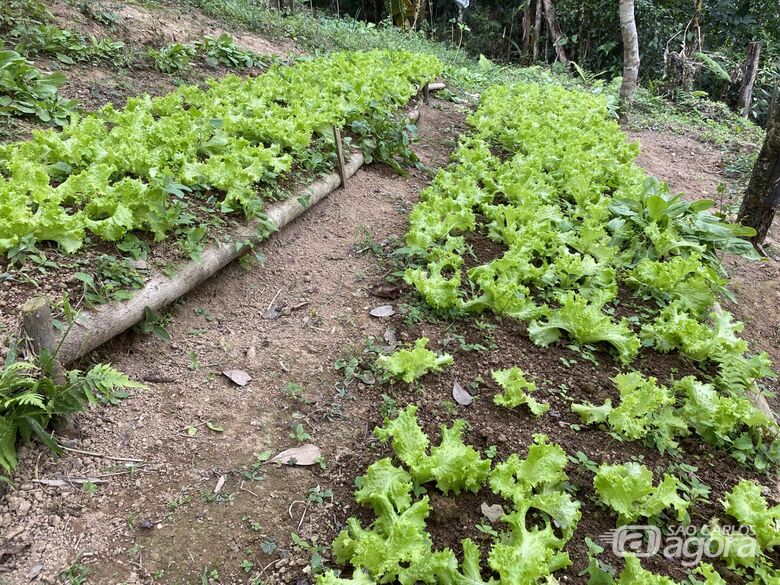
[74,0,119,26]
[195,34,263,68]
[374,405,491,495]
[13,24,124,65]
[0,50,441,256]
[0,49,77,124]
[148,42,196,74]
[491,366,548,416]
[74,255,146,305]
[321,407,579,584]
[351,110,422,174]
[0,0,50,32]
[594,462,690,525]
[375,337,453,383]
[572,371,775,466]
[0,353,143,472]
[721,480,779,554]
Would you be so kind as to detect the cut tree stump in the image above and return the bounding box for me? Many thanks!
[21,296,65,383]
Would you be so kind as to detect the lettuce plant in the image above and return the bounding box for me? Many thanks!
[374,405,490,494]
[572,372,686,453]
[594,462,690,525]
[325,410,579,584]
[375,338,453,383]
[491,366,549,417]
[528,292,639,364]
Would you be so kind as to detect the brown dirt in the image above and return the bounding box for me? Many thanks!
[47,0,297,55]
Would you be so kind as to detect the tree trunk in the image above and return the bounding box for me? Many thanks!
[532,0,543,62]
[738,41,762,118]
[618,0,640,119]
[522,0,533,57]
[541,0,568,65]
[738,104,780,246]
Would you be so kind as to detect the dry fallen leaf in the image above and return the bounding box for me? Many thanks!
[481,502,505,524]
[223,369,252,386]
[26,562,44,579]
[262,306,280,320]
[369,283,403,299]
[384,328,398,350]
[452,380,473,406]
[266,444,322,466]
[370,304,395,318]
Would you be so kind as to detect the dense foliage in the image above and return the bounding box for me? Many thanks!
[0,49,77,124]
[0,50,441,256]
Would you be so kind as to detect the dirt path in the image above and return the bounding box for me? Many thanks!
[0,98,467,585]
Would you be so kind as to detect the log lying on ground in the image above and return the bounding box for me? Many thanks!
[54,107,425,365]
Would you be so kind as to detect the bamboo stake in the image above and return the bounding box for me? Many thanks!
[333,125,347,189]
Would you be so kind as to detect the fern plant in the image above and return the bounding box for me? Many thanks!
[0,348,143,472]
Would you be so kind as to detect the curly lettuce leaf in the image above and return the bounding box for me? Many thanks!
[594,462,689,524]
[375,337,453,383]
[528,292,639,364]
[492,366,549,417]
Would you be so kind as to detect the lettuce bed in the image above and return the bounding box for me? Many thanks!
[0,50,442,255]
[403,83,777,468]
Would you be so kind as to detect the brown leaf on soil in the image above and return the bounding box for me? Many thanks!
[222,369,252,386]
[266,444,322,466]
[369,283,403,299]
[370,304,395,318]
[481,502,504,523]
[452,380,473,406]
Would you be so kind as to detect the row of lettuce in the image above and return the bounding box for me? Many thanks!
[316,407,778,585]
[316,83,778,583]
[402,82,777,468]
[0,50,441,255]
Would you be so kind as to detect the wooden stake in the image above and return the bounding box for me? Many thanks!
[423,82,430,104]
[333,126,347,189]
[21,296,65,383]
